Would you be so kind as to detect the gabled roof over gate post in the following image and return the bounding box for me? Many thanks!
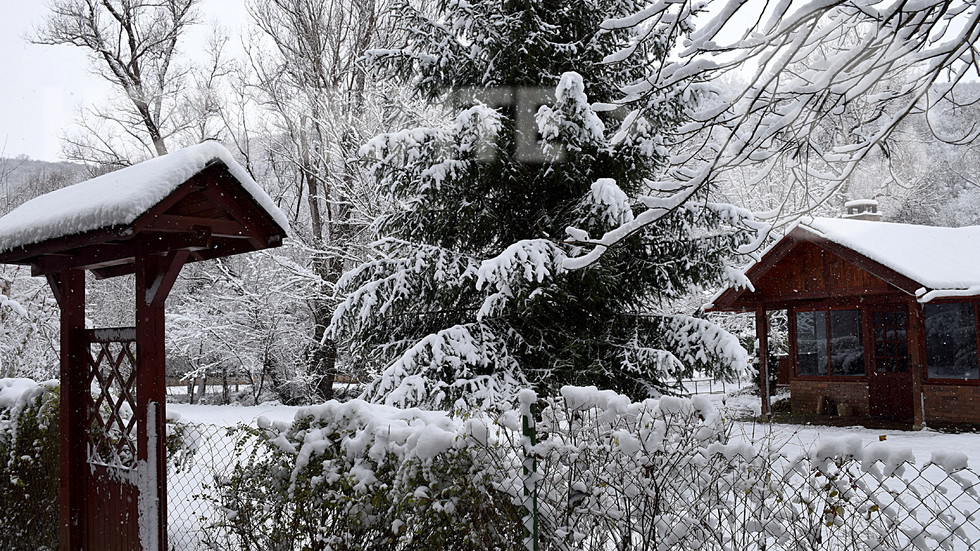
[0,141,288,278]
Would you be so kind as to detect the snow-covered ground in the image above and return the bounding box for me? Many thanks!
[763,422,980,464]
[167,401,301,426]
[707,391,980,465]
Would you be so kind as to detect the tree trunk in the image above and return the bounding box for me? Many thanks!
[222,366,229,404]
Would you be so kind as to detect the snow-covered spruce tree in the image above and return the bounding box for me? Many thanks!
[330,0,756,409]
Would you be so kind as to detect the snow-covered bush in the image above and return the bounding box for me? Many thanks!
[526,389,978,550]
[518,388,732,548]
[0,378,59,550]
[0,267,60,379]
[211,401,523,550]
[213,388,980,551]
[209,388,744,550]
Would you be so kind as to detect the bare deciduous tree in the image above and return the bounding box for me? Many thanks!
[33,0,199,163]
[240,0,399,400]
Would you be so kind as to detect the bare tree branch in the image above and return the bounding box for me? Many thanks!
[32,0,200,161]
[567,0,980,267]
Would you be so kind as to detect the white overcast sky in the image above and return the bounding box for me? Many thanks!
[0,1,767,163]
[0,0,250,162]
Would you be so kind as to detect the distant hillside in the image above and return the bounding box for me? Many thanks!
[0,156,87,215]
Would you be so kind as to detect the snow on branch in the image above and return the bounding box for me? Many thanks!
[475,239,565,319]
[576,178,636,231]
[0,293,27,319]
[360,104,502,194]
[568,0,980,268]
[536,72,607,154]
[662,313,749,376]
[329,241,481,337]
[360,323,529,411]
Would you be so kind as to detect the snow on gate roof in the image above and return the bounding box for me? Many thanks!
[0,142,288,254]
[0,142,289,278]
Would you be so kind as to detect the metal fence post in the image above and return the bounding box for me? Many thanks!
[520,391,539,551]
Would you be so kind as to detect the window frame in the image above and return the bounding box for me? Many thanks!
[790,307,867,380]
[922,300,980,384]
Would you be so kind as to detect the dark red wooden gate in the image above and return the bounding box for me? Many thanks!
[0,144,287,550]
[83,329,143,549]
[58,256,178,550]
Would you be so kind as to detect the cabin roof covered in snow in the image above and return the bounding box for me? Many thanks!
[0,142,288,255]
[801,217,980,298]
[709,217,980,310]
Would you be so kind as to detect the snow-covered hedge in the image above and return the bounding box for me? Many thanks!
[2,378,975,550]
[213,400,523,550]
[0,378,59,550]
[215,387,980,551]
[212,388,735,550]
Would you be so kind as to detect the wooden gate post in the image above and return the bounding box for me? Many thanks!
[53,270,88,551]
[0,143,288,549]
[134,252,188,551]
[907,300,926,429]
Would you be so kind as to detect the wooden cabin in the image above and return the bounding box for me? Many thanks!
[710,217,980,428]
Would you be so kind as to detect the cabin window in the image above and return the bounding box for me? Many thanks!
[795,309,864,376]
[924,303,979,380]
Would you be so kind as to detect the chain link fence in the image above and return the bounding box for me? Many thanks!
[167,422,245,550]
[3,386,979,550]
[496,391,980,551]
[146,398,980,550]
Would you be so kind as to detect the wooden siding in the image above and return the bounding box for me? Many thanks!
[85,467,139,550]
[753,242,894,302]
[166,189,227,219]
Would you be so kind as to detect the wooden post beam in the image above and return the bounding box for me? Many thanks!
[134,253,186,551]
[756,308,771,420]
[144,250,190,307]
[31,231,210,276]
[55,269,87,551]
[141,214,250,239]
[907,300,927,429]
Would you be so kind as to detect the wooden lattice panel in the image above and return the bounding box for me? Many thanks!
[84,328,139,469]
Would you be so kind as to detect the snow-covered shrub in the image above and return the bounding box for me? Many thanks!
[212,401,523,550]
[524,389,979,551]
[509,387,736,549]
[0,268,60,379]
[0,378,59,550]
[208,388,980,550]
[0,378,215,551]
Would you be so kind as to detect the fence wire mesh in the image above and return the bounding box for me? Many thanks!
[4,394,979,550]
[166,402,980,551]
[167,422,245,551]
[494,393,980,551]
